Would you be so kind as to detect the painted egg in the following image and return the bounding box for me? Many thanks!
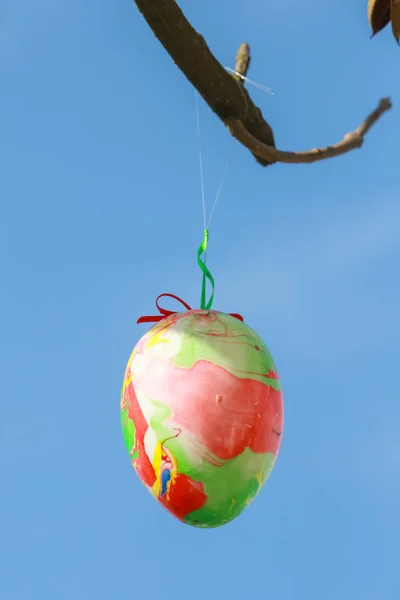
[120,309,284,528]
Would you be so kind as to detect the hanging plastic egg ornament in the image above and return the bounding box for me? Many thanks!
[120,308,284,528]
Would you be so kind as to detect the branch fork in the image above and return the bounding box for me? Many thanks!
[133,0,392,168]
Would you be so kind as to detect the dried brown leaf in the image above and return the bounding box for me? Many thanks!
[391,0,400,42]
[368,0,391,35]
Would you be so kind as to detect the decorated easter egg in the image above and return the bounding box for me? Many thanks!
[120,309,284,528]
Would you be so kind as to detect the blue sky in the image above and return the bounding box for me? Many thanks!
[1,0,399,598]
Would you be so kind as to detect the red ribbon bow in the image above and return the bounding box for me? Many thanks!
[137,293,244,324]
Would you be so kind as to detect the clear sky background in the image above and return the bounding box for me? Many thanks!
[1,1,399,598]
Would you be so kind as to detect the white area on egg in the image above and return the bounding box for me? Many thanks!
[136,389,155,425]
[143,425,157,465]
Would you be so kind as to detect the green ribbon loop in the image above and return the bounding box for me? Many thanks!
[197,228,215,310]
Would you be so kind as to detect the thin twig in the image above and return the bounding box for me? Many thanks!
[225,98,392,164]
[233,43,251,85]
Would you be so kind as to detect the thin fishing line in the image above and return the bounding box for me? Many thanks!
[207,159,230,229]
[224,66,275,95]
[195,90,207,229]
[193,91,232,310]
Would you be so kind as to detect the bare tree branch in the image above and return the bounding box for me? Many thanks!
[133,0,275,166]
[133,0,392,168]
